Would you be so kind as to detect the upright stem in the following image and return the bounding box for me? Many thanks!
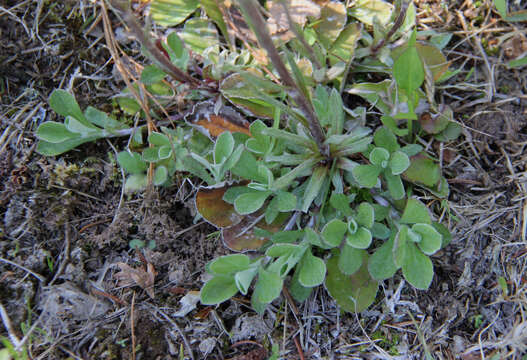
[237,0,329,158]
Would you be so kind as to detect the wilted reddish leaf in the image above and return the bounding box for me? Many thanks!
[402,153,440,188]
[196,184,244,228]
[114,262,156,299]
[223,213,288,251]
[186,101,251,138]
[419,106,452,134]
[416,44,450,81]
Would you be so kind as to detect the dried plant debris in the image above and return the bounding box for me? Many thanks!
[114,261,156,298]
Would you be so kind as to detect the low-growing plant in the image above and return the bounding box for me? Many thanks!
[36,0,457,313]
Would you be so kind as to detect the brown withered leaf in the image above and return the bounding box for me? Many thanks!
[196,183,245,228]
[185,101,251,139]
[114,262,156,299]
[267,0,321,41]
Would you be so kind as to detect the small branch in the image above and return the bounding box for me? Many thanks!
[371,1,409,54]
[237,0,329,158]
[0,256,46,282]
[0,302,21,349]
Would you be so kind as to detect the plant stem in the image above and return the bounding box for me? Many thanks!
[371,0,409,54]
[237,0,329,158]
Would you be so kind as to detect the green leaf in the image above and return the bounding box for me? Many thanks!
[325,253,378,313]
[84,106,125,129]
[373,127,399,153]
[36,136,102,156]
[266,243,299,258]
[141,65,166,85]
[394,225,409,267]
[298,250,326,287]
[209,254,250,275]
[355,202,374,228]
[369,147,390,167]
[393,37,425,95]
[234,191,272,215]
[289,266,313,302]
[180,18,218,54]
[380,115,409,136]
[214,132,234,164]
[235,267,257,295]
[314,1,347,48]
[252,268,283,304]
[368,234,398,280]
[142,147,161,163]
[321,219,347,248]
[302,166,328,212]
[507,54,527,68]
[349,0,392,26]
[272,159,318,190]
[389,151,410,175]
[272,230,304,244]
[346,227,372,249]
[153,165,168,185]
[329,22,362,64]
[117,151,148,174]
[64,116,100,134]
[328,89,344,135]
[400,198,432,224]
[371,222,390,239]
[124,174,148,192]
[36,122,79,143]
[199,0,229,45]
[352,164,382,188]
[412,223,442,255]
[166,32,190,69]
[402,242,434,290]
[232,151,267,183]
[400,144,423,157]
[338,244,364,275]
[432,222,452,248]
[384,171,405,200]
[49,89,89,125]
[329,193,353,216]
[403,154,441,187]
[274,192,297,212]
[151,0,199,26]
[201,275,238,305]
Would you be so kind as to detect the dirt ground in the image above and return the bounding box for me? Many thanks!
[0,0,526,359]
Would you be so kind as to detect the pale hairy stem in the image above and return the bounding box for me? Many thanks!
[237,0,329,158]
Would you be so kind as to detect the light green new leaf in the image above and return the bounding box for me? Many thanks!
[321,219,347,248]
[402,242,434,290]
[302,166,328,212]
[209,254,250,275]
[412,223,442,255]
[349,0,392,26]
[49,89,89,125]
[151,0,199,26]
[253,268,283,304]
[369,147,390,167]
[235,267,257,295]
[153,165,168,186]
[117,151,148,174]
[124,174,148,192]
[346,227,372,249]
[214,132,234,164]
[201,275,238,305]
[389,151,410,175]
[36,122,79,143]
[179,19,218,54]
[355,202,374,228]
[298,250,326,288]
[234,191,272,215]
